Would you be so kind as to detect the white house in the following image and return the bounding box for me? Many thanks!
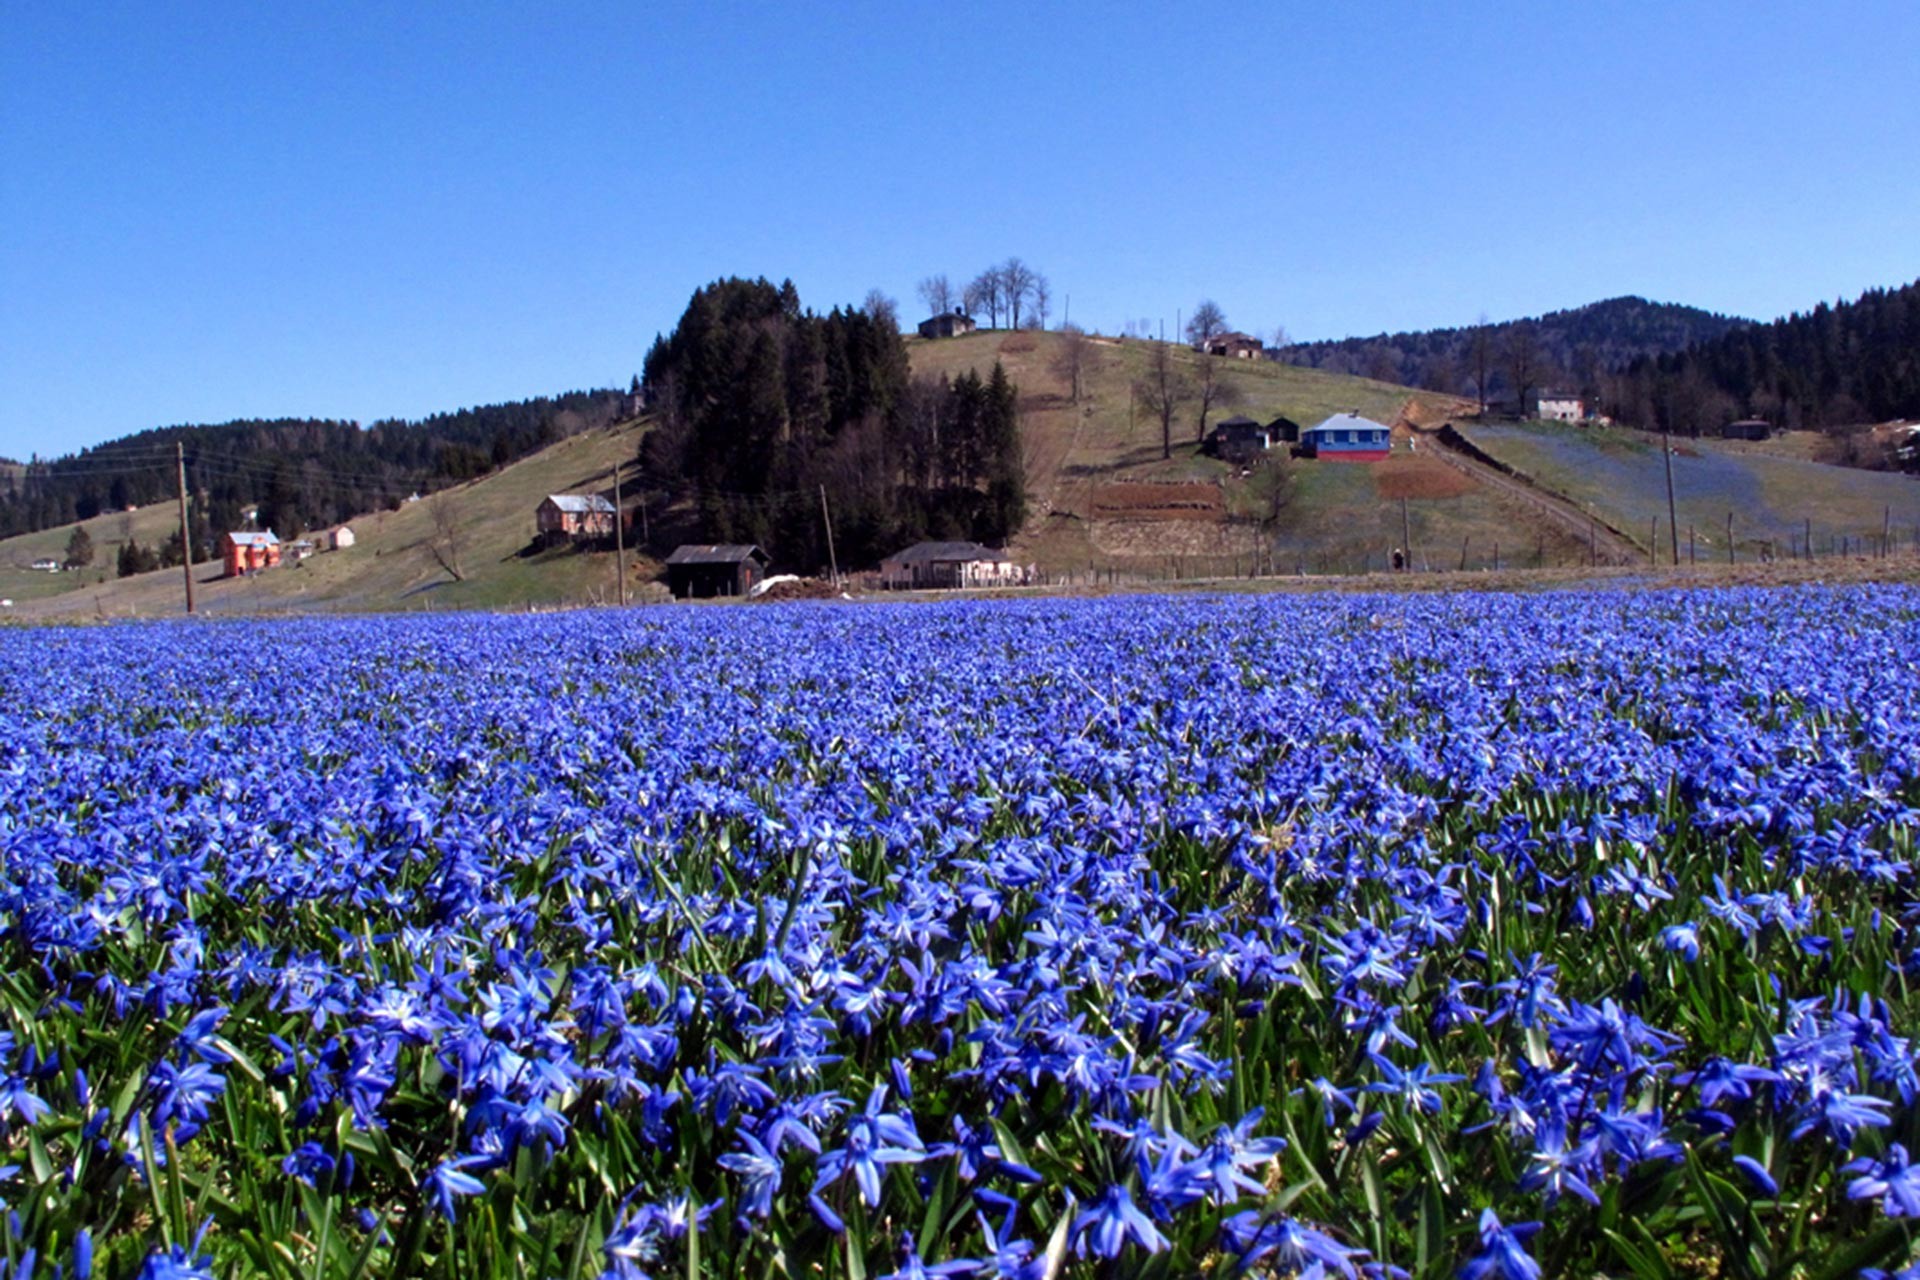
[879,541,1022,589]
[329,526,357,551]
[1527,389,1585,422]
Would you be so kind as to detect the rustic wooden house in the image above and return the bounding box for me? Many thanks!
[1721,418,1773,441]
[1267,415,1302,444]
[665,544,769,598]
[1299,413,1393,461]
[1206,415,1271,457]
[879,541,1020,590]
[917,310,979,339]
[537,494,617,542]
[1206,332,1264,359]
[222,530,281,577]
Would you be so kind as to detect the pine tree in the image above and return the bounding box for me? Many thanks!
[63,524,93,569]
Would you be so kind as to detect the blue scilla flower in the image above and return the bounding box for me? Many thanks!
[1072,1183,1166,1259]
[717,1131,782,1221]
[1219,1211,1366,1277]
[1460,1209,1541,1280]
[423,1154,491,1222]
[813,1085,926,1207]
[1846,1143,1920,1218]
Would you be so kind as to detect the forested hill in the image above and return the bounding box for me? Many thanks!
[638,276,1024,571]
[0,389,629,546]
[1610,278,1920,435]
[1277,296,1747,398]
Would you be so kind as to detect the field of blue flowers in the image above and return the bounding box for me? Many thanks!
[4,587,1920,1280]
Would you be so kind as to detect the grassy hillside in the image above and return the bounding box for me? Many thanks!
[0,502,182,606]
[1458,419,1920,559]
[9,422,658,620]
[907,330,1586,576]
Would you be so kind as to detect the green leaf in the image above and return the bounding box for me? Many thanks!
[1805,1220,1915,1280]
[1602,1227,1674,1280]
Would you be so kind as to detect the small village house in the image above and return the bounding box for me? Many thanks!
[1205,415,1272,458]
[329,526,356,551]
[665,544,769,598]
[879,540,1021,590]
[30,557,59,573]
[1267,415,1303,444]
[537,494,617,542]
[917,310,978,340]
[1527,389,1586,422]
[1299,412,1393,462]
[1206,332,1264,359]
[287,539,316,562]
[222,530,281,577]
[1721,418,1773,441]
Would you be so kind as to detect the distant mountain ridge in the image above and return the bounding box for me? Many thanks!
[1277,296,1750,400]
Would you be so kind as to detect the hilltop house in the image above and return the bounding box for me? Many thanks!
[30,558,59,573]
[537,494,616,542]
[1527,389,1586,422]
[1206,332,1264,359]
[1721,419,1773,441]
[879,540,1020,590]
[665,544,769,598]
[917,310,978,340]
[1299,413,1393,462]
[1267,415,1303,444]
[222,530,281,577]
[329,526,356,551]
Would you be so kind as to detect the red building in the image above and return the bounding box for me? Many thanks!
[222,531,281,577]
[537,494,617,542]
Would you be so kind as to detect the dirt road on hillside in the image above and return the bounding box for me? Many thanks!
[1422,427,1644,566]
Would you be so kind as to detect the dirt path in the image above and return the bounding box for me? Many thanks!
[1425,428,1644,566]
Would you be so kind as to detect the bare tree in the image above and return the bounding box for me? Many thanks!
[967,270,1003,327]
[1469,315,1494,414]
[1503,323,1542,417]
[916,274,955,317]
[1269,323,1291,351]
[999,258,1037,330]
[1052,323,1094,402]
[863,289,900,330]
[1027,273,1051,329]
[1186,299,1228,348]
[1136,341,1193,460]
[1194,353,1241,442]
[426,491,466,582]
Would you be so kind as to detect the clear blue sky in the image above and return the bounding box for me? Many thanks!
[4,3,1917,460]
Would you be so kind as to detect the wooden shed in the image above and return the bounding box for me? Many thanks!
[1206,415,1271,457]
[665,544,769,598]
[917,310,978,339]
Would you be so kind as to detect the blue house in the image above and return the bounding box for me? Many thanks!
[1299,412,1393,461]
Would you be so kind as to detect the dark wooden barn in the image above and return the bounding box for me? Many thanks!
[1266,416,1303,444]
[665,544,769,599]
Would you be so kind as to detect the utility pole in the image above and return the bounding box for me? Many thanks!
[1660,423,1679,565]
[612,459,628,606]
[175,441,195,614]
[819,484,840,587]
[1400,498,1413,573]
